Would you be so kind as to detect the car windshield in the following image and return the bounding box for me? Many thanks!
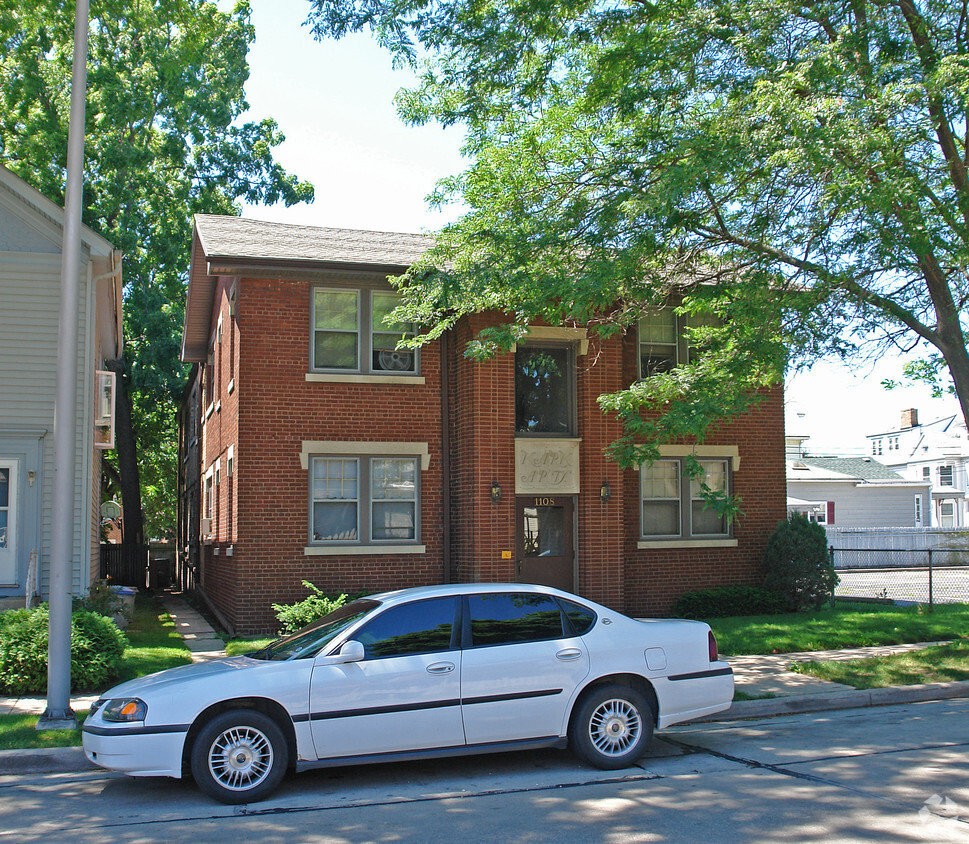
[249,599,380,661]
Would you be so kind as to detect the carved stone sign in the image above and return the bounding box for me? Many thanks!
[515,439,581,494]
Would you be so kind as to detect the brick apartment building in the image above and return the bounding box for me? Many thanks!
[178,215,787,634]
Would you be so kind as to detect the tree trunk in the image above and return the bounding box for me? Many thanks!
[106,358,144,546]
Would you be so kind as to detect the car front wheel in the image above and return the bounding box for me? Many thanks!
[569,684,654,770]
[190,709,288,804]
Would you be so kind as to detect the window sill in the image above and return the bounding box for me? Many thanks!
[305,373,425,386]
[304,544,426,556]
[637,538,738,549]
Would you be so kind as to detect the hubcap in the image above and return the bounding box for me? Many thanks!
[588,698,642,757]
[208,725,274,791]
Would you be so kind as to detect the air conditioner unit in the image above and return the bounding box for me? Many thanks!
[200,517,212,535]
[94,370,116,450]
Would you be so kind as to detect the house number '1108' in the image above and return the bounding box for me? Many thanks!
[534,497,556,506]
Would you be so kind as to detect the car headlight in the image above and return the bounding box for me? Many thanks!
[101,698,148,722]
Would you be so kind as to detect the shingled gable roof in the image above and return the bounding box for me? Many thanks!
[788,456,912,483]
[182,215,433,361]
[194,214,432,270]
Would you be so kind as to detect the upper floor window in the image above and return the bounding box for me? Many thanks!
[641,458,731,540]
[638,309,720,378]
[312,288,417,375]
[939,465,954,486]
[515,345,575,436]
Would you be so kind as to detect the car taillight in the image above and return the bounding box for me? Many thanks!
[708,630,719,662]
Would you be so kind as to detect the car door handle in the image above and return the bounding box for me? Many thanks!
[556,648,583,661]
[427,662,455,674]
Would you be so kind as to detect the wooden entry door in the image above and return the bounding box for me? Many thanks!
[515,495,574,591]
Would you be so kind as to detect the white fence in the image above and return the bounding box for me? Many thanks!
[826,527,968,567]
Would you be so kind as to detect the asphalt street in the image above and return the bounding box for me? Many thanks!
[3,698,968,842]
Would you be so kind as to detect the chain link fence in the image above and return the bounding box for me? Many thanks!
[831,546,969,606]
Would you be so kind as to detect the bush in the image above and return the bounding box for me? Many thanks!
[763,513,839,611]
[0,606,128,694]
[674,585,789,619]
[272,582,347,635]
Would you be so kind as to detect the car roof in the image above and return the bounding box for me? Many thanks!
[366,582,592,607]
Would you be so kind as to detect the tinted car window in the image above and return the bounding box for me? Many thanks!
[559,598,596,635]
[355,597,456,659]
[468,593,565,646]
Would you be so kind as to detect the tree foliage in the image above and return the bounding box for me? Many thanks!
[0,0,313,538]
[306,0,969,459]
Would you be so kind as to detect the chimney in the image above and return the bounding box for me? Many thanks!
[901,408,919,429]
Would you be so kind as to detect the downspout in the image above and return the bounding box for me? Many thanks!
[441,328,452,583]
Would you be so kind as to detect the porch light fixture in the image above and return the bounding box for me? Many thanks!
[600,480,611,502]
[490,480,502,504]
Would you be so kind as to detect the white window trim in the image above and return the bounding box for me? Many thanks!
[305,373,426,386]
[305,544,427,556]
[509,326,589,356]
[299,441,430,471]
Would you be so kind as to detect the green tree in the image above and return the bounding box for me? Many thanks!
[306,0,969,467]
[0,0,313,540]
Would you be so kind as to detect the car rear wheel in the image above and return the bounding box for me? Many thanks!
[190,709,288,804]
[569,684,654,770]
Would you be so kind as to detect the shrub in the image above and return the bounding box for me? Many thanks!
[0,606,128,694]
[763,513,839,611]
[674,585,789,619]
[272,582,347,635]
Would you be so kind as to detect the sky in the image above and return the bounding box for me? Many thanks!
[231,0,962,456]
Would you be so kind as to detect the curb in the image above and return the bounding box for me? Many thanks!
[696,679,969,722]
[0,746,93,776]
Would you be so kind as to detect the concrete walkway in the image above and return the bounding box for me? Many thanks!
[159,594,226,661]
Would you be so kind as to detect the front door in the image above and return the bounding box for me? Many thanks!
[0,462,17,586]
[516,495,574,591]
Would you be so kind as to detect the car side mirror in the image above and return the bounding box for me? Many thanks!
[315,639,365,666]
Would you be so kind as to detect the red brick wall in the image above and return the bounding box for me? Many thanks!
[208,273,445,632]
[196,271,786,632]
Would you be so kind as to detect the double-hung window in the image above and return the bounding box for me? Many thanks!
[311,455,419,544]
[641,457,731,540]
[312,288,417,375]
[638,309,720,378]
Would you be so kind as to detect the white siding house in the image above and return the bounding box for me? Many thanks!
[0,165,122,607]
[787,454,930,528]
[867,409,969,528]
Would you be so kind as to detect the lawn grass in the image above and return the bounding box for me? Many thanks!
[0,711,88,751]
[0,594,191,750]
[708,601,969,656]
[225,637,273,657]
[114,596,193,684]
[792,640,969,689]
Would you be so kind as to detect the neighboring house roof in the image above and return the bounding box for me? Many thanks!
[183,215,432,361]
[787,456,917,484]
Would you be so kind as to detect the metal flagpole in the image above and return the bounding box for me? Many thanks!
[39,0,90,730]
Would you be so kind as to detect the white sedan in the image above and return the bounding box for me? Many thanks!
[83,583,732,803]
